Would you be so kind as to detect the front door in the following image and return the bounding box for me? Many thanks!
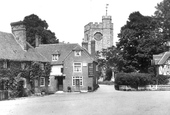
[75,79,80,91]
[57,77,63,91]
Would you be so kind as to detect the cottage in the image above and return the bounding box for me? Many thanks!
[153,52,170,76]
[152,51,170,85]
[0,21,49,95]
[36,43,99,92]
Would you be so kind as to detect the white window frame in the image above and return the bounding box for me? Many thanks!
[52,54,59,61]
[41,63,44,70]
[40,77,45,87]
[73,62,82,72]
[21,62,26,70]
[72,76,83,86]
[74,51,81,56]
[96,65,98,71]
[3,61,8,69]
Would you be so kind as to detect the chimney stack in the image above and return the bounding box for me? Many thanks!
[82,41,88,51]
[91,40,96,58]
[35,34,41,47]
[10,21,27,50]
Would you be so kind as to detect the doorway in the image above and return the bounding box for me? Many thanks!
[57,77,63,91]
[75,79,80,91]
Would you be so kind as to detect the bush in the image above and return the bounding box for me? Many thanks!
[156,75,170,85]
[115,73,152,88]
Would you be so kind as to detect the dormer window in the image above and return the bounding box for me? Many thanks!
[52,54,59,61]
[75,51,81,56]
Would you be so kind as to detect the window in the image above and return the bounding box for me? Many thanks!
[40,77,45,87]
[73,62,82,72]
[75,51,81,56]
[52,54,59,61]
[3,61,9,69]
[21,63,26,70]
[96,65,98,71]
[41,63,44,70]
[72,76,83,86]
[61,67,63,73]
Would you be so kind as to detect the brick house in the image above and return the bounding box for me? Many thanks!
[0,21,49,94]
[36,43,99,92]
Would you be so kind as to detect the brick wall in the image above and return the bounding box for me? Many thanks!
[63,50,95,92]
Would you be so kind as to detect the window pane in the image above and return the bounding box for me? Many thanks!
[74,63,82,72]
[74,63,81,66]
[40,77,45,86]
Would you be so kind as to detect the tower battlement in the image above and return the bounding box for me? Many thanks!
[102,15,112,20]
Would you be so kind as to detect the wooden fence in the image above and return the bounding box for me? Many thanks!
[0,90,8,100]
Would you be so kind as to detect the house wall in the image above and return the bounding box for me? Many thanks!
[63,50,97,92]
[48,65,63,93]
[158,65,170,75]
[50,65,63,76]
[0,61,3,69]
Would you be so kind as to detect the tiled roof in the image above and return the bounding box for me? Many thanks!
[0,31,48,62]
[36,43,94,65]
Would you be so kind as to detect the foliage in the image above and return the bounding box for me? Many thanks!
[154,0,170,41]
[96,46,117,80]
[23,14,59,47]
[0,61,51,98]
[116,11,167,73]
[115,73,152,88]
[156,75,170,85]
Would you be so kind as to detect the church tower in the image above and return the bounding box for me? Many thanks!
[82,4,113,55]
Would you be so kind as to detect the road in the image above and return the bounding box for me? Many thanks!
[0,85,170,115]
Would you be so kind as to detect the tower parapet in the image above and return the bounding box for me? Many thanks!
[82,4,114,56]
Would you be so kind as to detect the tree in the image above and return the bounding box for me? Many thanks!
[154,0,170,41]
[23,14,59,47]
[116,11,166,73]
[96,46,117,80]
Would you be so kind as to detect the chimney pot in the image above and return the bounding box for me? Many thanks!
[11,21,27,50]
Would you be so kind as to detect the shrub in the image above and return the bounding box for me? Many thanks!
[156,75,170,85]
[115,72,152,88]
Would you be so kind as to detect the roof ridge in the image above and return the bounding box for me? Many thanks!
[39,43,78,47]
[0,31,12,35]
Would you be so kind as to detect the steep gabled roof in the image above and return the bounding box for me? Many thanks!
[0,31,48,62]
[36,43,94,65]
[153,52,170,65]
[36,43,78,64]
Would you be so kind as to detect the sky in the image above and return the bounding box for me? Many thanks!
[0,0,163,46]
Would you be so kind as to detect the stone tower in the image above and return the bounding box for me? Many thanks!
[82,14,113,55]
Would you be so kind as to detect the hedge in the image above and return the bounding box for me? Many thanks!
[115,73,152,88]
[156,75,170,85]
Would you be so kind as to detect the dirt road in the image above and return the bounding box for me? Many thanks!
[0,85,170,115]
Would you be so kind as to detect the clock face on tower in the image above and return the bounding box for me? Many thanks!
[94,32,103,41]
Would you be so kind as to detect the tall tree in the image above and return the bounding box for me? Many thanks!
[116,11,166,73]
[23,14,59,47]
[154,0,170,41]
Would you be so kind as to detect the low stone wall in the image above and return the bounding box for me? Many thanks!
[0,90,8,100]
[157,85,170,91]
[118,85,170,91]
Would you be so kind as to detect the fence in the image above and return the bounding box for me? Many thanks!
[0,90,8,100]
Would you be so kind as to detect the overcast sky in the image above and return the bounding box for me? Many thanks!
[0,0,163,45]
